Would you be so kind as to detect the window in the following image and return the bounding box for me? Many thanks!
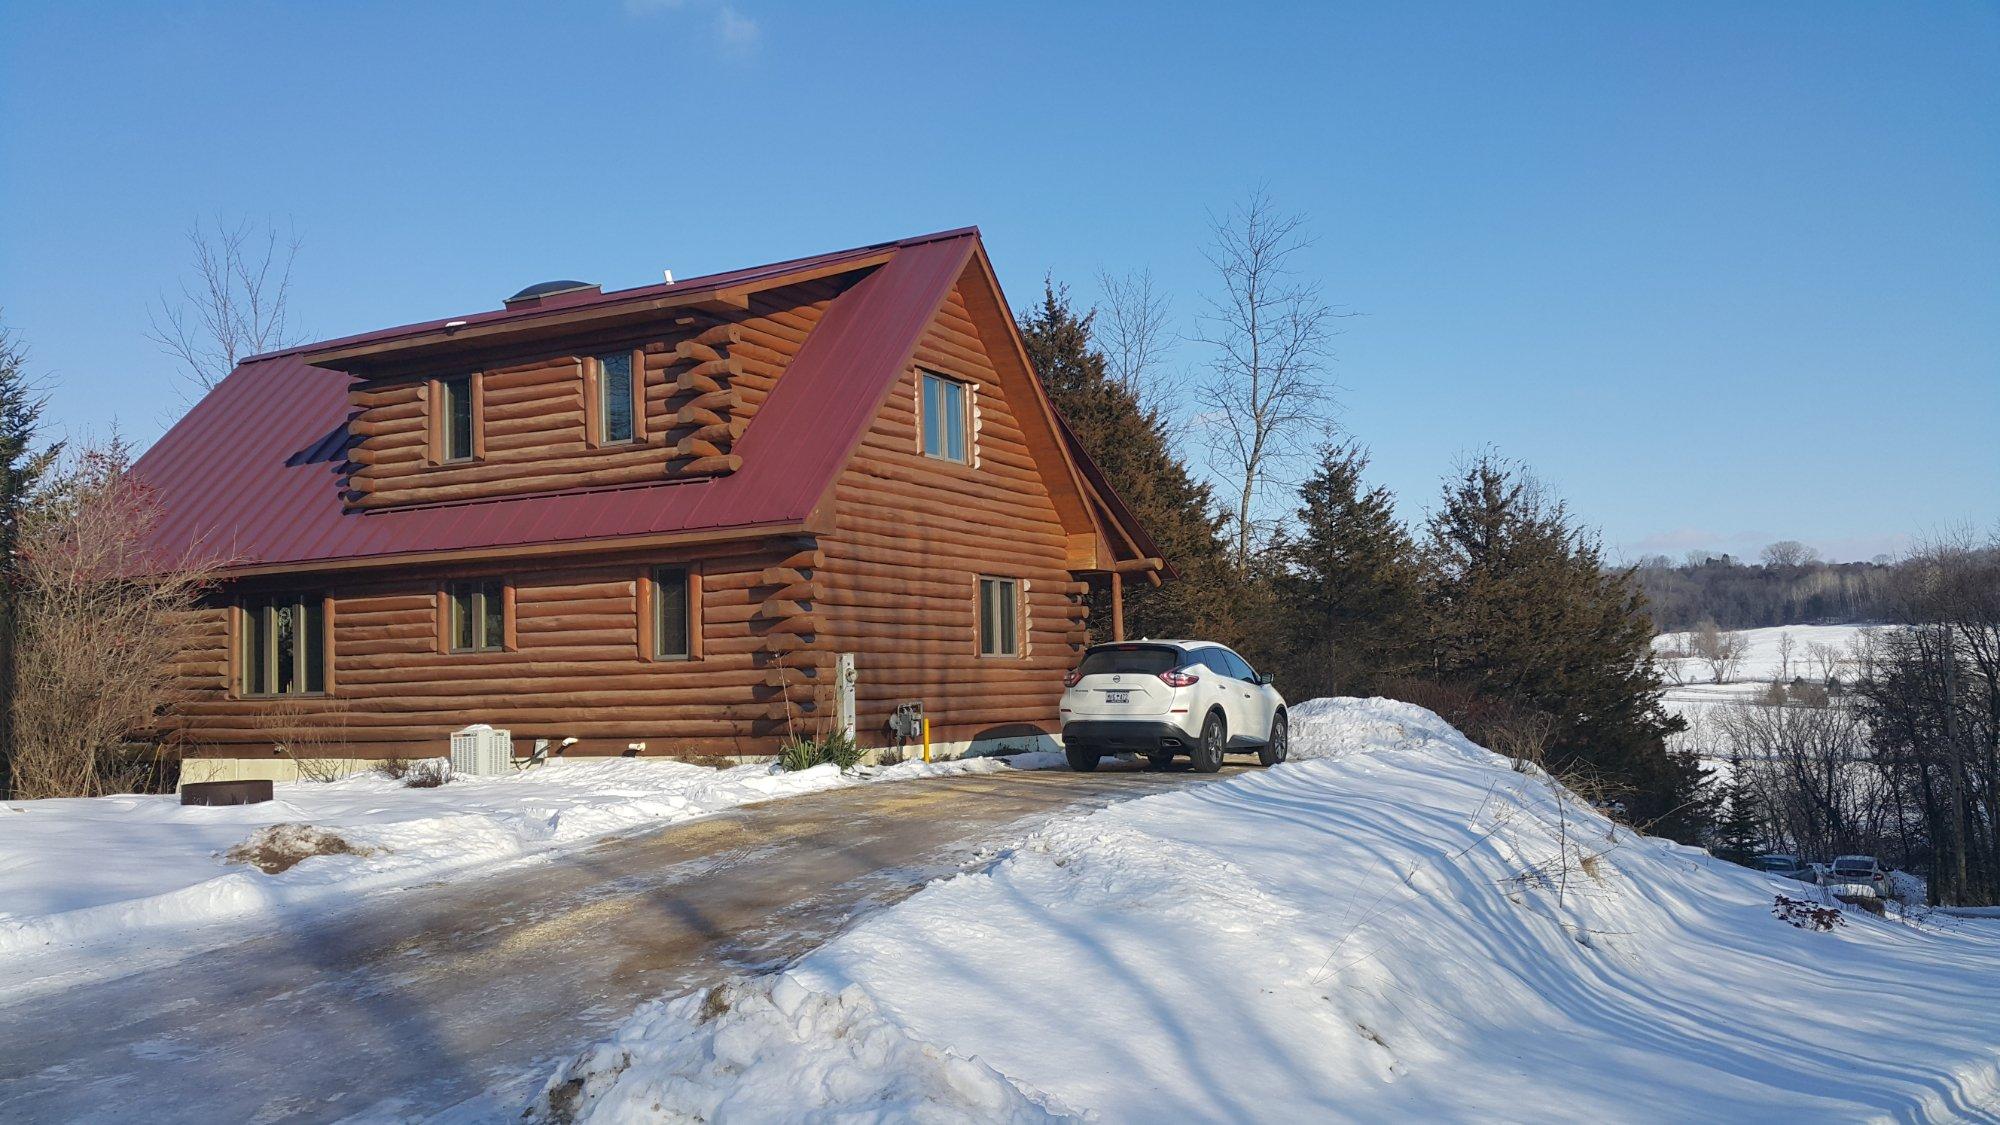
[920,371,968,462]
[239,594,327,696]
[1223,649,1259,682]
[438,375,475,462]
[1077,644,1181,678]
[651,566,692,660]
[595,352,638,444]
[978,576,1019,657]
[448,580,508,652]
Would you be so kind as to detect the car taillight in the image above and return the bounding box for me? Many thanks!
[1159,669,1199,688]
[1063,669,1082,688]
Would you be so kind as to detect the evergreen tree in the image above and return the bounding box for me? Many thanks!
[0,321,59,799]
[1711,756,1765,865]
[1017,283,1236,644]
[1420,455,1705,840]
[1273,442,1422,698]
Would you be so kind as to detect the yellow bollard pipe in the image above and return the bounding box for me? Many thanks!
[921,715,931,763]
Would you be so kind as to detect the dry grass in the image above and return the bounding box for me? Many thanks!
[224,823,373,874]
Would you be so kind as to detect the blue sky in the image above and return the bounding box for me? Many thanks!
[2,1,1994,562]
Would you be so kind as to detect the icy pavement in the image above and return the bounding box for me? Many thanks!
[0,766,1235,1124]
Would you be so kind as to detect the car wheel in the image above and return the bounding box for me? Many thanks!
[1147,752,1173,771]
[1192,712,1226,773]
[1065,747,1101,772]
[1258,712,1289,767]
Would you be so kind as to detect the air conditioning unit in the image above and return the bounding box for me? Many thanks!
[450,724,514,777]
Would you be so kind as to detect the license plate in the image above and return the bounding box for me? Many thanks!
[1102,690,1129,704]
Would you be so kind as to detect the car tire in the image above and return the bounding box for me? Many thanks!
[1192,712,1226,773]
[1065,747,1101,772]
[1258,712,1289,767]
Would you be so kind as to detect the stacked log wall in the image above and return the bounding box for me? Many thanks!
[172,542,832,760]
[343,279,843,509]
[816,282,1086,750]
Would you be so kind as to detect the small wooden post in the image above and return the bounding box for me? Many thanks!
[1111,571,1125,641]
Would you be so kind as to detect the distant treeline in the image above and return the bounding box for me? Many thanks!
[1635,553,1900,632]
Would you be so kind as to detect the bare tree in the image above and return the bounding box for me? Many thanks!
[1761,540,1821,569]
[1689,619,1749,684]
[1093,269,1172,406]
[1193,191,1343,564]
[1725,684,1892,864]
[8,440,223,797]
[148,216,303,395]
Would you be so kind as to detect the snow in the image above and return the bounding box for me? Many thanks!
[539,976,1074,1124]
[0,752,1061,996]
[540,698,2000,1122]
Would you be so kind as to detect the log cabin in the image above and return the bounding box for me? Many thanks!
[137,228,1167,783]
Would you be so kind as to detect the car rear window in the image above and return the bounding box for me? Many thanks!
[1077,646,1180,677]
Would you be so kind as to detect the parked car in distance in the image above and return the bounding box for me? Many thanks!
[1060,641,1287,774]
[1826,855,1890,897]
[1754,854,1810,881]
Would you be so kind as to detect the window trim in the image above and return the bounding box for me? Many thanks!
[429,373,484,464]
[234,592,333,698]
[638,564,702,662]
[587,350,647,447]
[442,578,514,654]
[977,575,1022,658]
[918,369,971,464]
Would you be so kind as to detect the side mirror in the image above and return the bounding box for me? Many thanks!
[1255,672,1274,686]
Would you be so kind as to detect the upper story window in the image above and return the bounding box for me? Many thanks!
[437,374,476,462]
[447,579,509,653]
[920,371,968,463]
[240,593,327,696]
[594,352,641,445]
[978,576,1020,657]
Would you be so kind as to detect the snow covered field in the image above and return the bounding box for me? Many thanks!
[0,751,1062,997]
[1653,624,1884,774]
[539,698,2000,1123]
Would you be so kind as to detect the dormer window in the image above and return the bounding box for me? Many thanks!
[920,371,969,463]
[590,351,645,446]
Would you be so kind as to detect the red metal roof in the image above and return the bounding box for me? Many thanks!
[135,230,978,574]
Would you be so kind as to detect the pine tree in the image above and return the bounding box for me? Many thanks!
[1711,756,1765,865]
[0,321,59,799]
[1016,283,1236,644]
[1420,455,1704,840]
[1273,442,1421,698]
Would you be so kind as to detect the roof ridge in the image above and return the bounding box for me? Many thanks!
[242,226,983,365]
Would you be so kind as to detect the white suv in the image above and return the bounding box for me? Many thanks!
[1059,640,1288,773]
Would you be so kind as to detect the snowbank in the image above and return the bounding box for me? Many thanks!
[540,698,2000,1122]
[0,752,1059,992]
[540,976,1073,1124]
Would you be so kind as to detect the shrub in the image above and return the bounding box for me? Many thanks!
[401,758,451,788]
[777,730,863,772]
[1773,894,1844,931]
